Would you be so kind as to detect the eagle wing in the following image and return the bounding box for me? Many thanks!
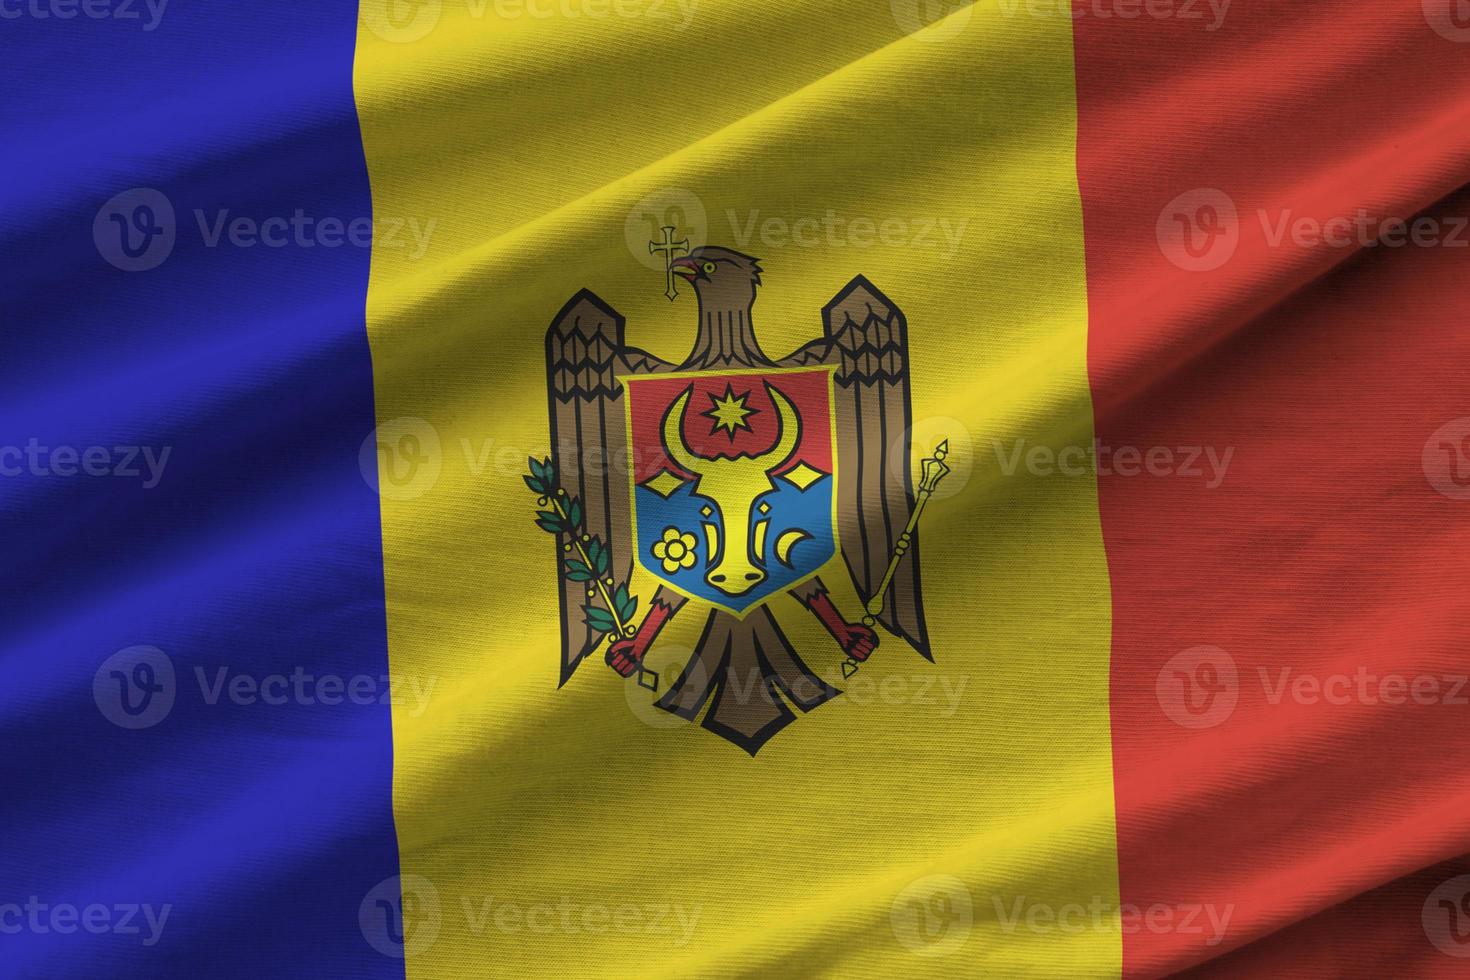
[781,276,932,660]
[545,290,670,685]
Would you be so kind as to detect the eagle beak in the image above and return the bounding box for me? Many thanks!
[670,257,700,280]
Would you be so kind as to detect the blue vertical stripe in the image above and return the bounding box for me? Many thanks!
[0,2,404,977]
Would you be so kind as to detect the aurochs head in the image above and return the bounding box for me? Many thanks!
[660,383,799,597]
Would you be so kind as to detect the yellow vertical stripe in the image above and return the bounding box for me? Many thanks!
[355,1,1118,976]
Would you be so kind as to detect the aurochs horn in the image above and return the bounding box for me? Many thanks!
[660,383,801,597]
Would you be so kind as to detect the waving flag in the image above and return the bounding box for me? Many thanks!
[5,1,1470,977]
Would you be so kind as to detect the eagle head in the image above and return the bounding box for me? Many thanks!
[670,247,763,306]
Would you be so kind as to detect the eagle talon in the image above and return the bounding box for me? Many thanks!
[838,624,879,663]
[798,587,879,663]
[604,598,677,680]
[605,638,643,678]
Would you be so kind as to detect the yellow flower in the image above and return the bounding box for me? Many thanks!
[651,526,698,573]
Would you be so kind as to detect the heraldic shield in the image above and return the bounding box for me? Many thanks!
[624,366,838,618]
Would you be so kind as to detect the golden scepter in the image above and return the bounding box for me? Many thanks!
[843,440,951,678]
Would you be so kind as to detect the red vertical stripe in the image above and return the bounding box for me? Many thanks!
[1074,2,1470,976]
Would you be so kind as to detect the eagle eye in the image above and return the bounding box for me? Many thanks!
[702,261,716,274]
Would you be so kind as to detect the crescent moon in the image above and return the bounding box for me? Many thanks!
[774,529,812,567]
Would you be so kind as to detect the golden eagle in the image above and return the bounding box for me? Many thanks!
[544,246,932,755]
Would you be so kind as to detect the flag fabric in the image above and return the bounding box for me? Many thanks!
[3,1,1470,978]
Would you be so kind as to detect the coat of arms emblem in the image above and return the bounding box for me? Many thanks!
[526,240,950,754]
